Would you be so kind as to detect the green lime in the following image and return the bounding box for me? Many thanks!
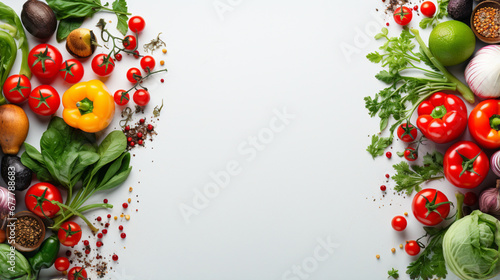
[428,20,476,66]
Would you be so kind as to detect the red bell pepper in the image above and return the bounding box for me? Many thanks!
[416,92,467,144]
[443,141,489,189]
[469,100,500,149]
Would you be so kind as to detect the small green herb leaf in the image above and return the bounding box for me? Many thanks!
[388,268,399,279]
[367,135,392,159]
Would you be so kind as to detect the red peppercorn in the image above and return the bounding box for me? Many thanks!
[112,254,119,261]
[119,225,124,231]
[386,152,392,159]
[414,5,418,10]
[96,216,102,222]
[386,22,389,26]
[103,198,108,203]
[123,202,128,209]
[385,174,390,178]
[121,233,126,239]
[105,223,110,228]
[139,118,145,124]
[130,141,135,147]
[127,137,133,142]
[124,126,130,131]
[380,185,387,191]
[115,53,123,61]
[85,249,90,254]
[102,229,108,234]
[96,241,103,247]
[160,78,164,83]
[66,250,71,257]
[138,139,144,145]
[107,214,111,219]
[147,124,153,131]
[137,132,143,138]
[97,233,103,239]
[83,240,89,246]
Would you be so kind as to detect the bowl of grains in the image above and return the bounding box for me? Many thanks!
[472,0,500,43]
[9,211,45,252]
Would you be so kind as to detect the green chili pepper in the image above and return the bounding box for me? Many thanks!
[0,244,34,279]
[0,29,17,105]
[29,235,60,276]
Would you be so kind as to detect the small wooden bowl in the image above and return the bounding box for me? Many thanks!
[471,0,500,44]
[9,211,45,252]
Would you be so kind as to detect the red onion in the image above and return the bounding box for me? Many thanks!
[491,151,500,177]
[465,45,500,99]
[479,180,500,218]
[0,186,15,229]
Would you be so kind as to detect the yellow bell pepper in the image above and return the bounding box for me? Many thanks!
[62,80,115,133]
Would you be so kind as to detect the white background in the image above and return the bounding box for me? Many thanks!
[2,0,495,279]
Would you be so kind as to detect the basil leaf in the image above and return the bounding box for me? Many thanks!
[46,0,102,20]
[91,130,127,178]
[0,244,33,279]
[56,17,85,42]
[96,166,132,191]
[20,152,53,182]
[112,0,128,35]
[99,152,128,186]
[23,143,44,164]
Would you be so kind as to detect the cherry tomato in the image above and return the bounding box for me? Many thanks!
[115,53,122,61]
[59,59,84,84]
[420,1,436,17]
[129,16,146,33]
[3,74,31,104]
[443,141,489,189]
[123,35,137,50]
[29,85,60,116]
[464,192,478,206]
[397,123,417,142]
[405,240,421,256]
[404,147,418,161]
[28,44,63,80]
[58,221,82,246]
[133,89,150,106]
[25,182,63,218]
[140,55,155,72]
[92,54,115,77]
[114,89,130,106]
[393,5,413,26]
[54,257,70,271]
[126,67,142,83]
[412,189,451,226]
[68,267,87,280]
[391,215,407,231]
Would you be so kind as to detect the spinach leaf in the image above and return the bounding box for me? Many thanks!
[112,0,128,35]
[91,130,127,178]
[0,244,33,279]
[56,17,85,42]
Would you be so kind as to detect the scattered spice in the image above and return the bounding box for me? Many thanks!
[129,187,133,192]
[404,212,408,216]
[162,48,167,54]
[399,244,403,249]
[160,60,165,66]
[144,33,166,54]
[376,254,380,259]
[474,7,500,38]
[125,215,130,221]
[391,248,396,253]
[14,216,43,248]
[128,198,132,203]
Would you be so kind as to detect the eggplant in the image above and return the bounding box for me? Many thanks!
[1,155,32,191]
[21,0,57,39]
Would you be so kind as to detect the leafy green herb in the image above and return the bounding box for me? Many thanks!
[392,151,444,195]
[153,99,164,117]
[47,0,131,41]
[388,268,399,279]
[419,0,449,29]
[367,135,392,159]
[365,28,474,158]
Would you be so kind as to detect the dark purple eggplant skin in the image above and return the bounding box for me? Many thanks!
[1,155,32,191]
[21,0,57,39]
[448,0,473,22]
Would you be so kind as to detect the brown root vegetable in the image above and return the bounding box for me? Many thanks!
[66,28,97,58]
[21,0,57,39]
[0,104,29,155]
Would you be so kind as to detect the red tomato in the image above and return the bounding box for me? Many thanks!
[123,35,137,50]
[444,141,489,189]
[469,100,500,149]
[54,257,70,271]
[29,85,60,116]
[92,54,115,77]
[412,189,451,226]
[59,59,84,84]
[405,240,421,256]
[3,74,31,104]
[140,55,155,72]
[28,44,62,80]
[417,92,467,144]
[404,147,418,161]
[68,267,87,280]
[397,123,417,142]
[129,16,146,33]
[393,6,413,26]
[114,89,130,106]
[126,67,142,83]
[25,182,63,218]
[58,221,82,246]
[420,1,436,17]
[133,89,150,106]
[391,215,407,231]
[464,192,478,206]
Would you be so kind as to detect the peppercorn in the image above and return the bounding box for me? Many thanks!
[96,241,103,247]
[123,203,128,209]
[112,254,119,261]
[160,60,165,66]
[376,254,380,259]
[391,248,396,253]
[121,233,126,239]
[474,7,500,38]
[162,48,167,54]
[119,225,124,231]
[380,185,386,191]
[97,233,103,239]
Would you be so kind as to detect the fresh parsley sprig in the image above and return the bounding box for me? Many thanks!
[392,151,444,195]
[365,28,474,158]
[388,268,399,279]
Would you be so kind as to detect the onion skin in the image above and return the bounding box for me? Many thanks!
[479,180,500,218]
[491,151,500,177]
[0,186,15,228]
[21,0,57,39]
[465,45,500,99]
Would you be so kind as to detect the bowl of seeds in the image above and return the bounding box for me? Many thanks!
[472,0,500,44]
[9,211,45,252]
